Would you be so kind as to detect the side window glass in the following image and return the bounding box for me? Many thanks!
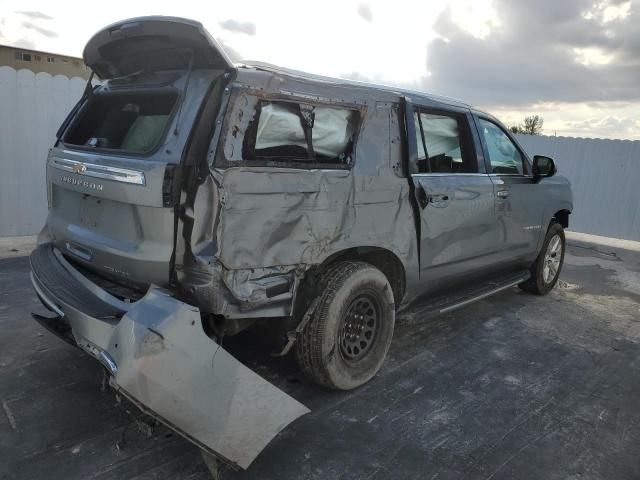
[479,118,524,175]
[413,111,476,173]
[243,100,358,165]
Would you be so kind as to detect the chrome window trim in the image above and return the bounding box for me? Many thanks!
[411,173,490,178]
[489,173,535,179]
[411,173,535,179]
[51,156,146,186]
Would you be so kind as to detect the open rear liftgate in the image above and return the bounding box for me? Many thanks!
[30,244,309,470]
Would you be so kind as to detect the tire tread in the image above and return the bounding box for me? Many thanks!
[520,222,565,295]
[296,261,378,389]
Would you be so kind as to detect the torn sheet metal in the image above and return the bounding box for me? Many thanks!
[223,265,296,303]
[106,288,309,469]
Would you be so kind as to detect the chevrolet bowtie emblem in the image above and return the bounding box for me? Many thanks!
[72,163,87,174]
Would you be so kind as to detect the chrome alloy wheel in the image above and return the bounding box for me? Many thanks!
[543,234,563,284]
[338,295,379,362]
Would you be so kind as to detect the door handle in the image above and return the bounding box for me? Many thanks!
[429,194,449,203]
[416,185,449,209]
[496,190,509,199]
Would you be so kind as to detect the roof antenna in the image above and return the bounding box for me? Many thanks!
[174,50,195,136]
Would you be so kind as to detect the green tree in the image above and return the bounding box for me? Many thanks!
[510,115,544,135]
[522,115,544,135]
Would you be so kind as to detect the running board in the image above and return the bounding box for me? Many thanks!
[413,270,530,315]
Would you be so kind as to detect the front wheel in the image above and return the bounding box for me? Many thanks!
[520,222,565,295]
[295,261,395,390]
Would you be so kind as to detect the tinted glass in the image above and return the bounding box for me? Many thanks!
[64,93,177,154]
[414,111,476,173]
[479,118,524,174]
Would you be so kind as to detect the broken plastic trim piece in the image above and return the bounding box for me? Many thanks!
[105,288,309,469]
[31,251,309,469]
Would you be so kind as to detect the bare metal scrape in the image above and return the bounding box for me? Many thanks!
[109,288,309,469]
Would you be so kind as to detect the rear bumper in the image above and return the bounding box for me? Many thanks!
[29,243,309,470]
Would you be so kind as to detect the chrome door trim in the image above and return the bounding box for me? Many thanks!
[411,173,491,178]
[51,157,146,186]
[489,173,534,179]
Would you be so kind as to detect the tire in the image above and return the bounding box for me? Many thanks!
[520,222,565,295]
[295,261,395,390]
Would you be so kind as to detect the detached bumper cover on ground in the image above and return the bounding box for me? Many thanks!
[29,244,309,470]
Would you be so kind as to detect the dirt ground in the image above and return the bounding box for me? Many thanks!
[1,238,639,480]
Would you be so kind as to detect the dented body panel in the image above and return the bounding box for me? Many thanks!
[30,16,572,471]
[111,289,309,469]
[177,70,420,318]
[30,246,308,469]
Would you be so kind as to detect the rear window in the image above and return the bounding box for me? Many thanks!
[63,92,178,154]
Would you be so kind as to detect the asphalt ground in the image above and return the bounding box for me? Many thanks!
[1,237,639,480]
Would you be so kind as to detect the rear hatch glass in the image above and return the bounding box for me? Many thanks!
[64,92,178,154]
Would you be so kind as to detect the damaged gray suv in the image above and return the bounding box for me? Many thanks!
[30,16,573,470]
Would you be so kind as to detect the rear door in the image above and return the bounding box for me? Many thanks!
[406,102,500,292]
[474,116,543,265]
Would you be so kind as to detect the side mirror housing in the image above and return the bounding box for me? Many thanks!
[532,155,556,179]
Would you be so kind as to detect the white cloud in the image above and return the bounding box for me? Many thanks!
[1,0,639,140]
[448,0,499,39]
[357,3,373,22]
[602,1,631,22]
[573,47,615,66]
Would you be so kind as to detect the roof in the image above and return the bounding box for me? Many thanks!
[238,61,472,110]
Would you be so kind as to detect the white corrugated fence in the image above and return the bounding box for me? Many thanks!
[515,134,640,241]
[0,67,85,237]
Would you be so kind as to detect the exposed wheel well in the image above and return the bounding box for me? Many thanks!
[293,247,406,323]
[553,209,571,228]
[320,247,406,305]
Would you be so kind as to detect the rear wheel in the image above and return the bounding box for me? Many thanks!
[295,261,395,390]
[520,222,565,295]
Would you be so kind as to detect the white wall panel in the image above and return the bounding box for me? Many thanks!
[0,67,85,236]
[516,134,640,241]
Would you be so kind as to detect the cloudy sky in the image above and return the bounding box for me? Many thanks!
[0,0,637,139]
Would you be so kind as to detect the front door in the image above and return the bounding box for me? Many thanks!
[407,105,500,292]
[474,116,544,266]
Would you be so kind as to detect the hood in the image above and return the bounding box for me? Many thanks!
[83,16,234,79]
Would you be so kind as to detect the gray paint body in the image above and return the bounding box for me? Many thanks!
[30,16,572,471]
